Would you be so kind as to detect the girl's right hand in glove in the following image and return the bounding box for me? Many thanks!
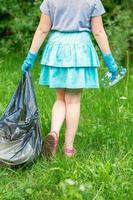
[102,52,118,78]
[21,51,37,73]
[101,52,126,87]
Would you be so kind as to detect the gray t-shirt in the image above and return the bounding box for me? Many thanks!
[40,0,106,32]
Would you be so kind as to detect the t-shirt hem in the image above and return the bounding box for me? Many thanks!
[91,10,106,17]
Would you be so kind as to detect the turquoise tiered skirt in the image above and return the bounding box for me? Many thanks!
[39,30,100,89]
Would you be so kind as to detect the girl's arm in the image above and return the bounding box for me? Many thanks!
[91,16,118,74]
[21,13,52,73]
[29,13,52,53]
[91,16,110,54]
[91,16,126,86]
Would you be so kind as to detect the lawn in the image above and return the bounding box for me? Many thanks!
[0,52,133,200]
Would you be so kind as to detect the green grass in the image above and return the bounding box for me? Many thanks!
[0,52,133,200]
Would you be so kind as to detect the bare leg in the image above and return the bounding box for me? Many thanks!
[42,88,66,158]
[50,88,66,137]
[64,89,82,150]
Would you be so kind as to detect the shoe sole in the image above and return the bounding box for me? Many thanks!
[42,135,55,159]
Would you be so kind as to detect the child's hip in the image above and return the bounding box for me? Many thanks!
[47,30,93,45]
[40,30,100,67]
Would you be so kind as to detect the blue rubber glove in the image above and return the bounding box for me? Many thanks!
[102,52,118,81]
[21,51,38,73]
[101,52,126,88]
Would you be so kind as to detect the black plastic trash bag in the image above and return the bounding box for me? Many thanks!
[0,72,42,166]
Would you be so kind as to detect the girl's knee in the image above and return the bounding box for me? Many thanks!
[66,88,83,94]
[55,88,65,101]
[65,89,82,104]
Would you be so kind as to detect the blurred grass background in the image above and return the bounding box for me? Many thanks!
[0,52,132,200]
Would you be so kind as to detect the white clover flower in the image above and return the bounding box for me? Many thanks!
[65,179,75,185]
[120,96,127,100]
[79,184,85,192]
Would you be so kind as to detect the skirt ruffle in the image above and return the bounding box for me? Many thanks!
[39,65,99,88]
[40,31,100,67]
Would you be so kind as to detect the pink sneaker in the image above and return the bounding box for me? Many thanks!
[63,145,76,157]
[42,131,59,159]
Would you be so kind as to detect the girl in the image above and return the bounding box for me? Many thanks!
[21,0,126,158]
